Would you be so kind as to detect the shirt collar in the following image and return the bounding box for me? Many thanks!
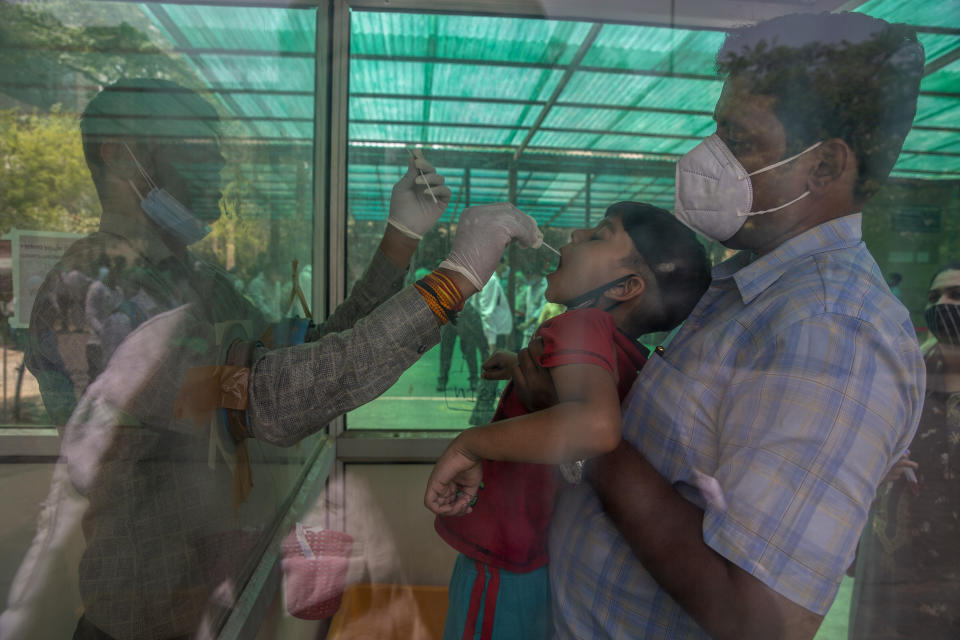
[712,213,863,304]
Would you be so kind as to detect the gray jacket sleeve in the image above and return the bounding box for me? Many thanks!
[247,252,441,446]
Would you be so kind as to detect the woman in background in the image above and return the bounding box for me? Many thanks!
[850,261,960,639]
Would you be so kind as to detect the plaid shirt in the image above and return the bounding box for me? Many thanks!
[549,214,925,639]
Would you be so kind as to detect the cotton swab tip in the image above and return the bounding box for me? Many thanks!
[406,146,439,204]
[423,180,439,204]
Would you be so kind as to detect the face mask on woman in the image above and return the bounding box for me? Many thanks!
[674,133,822,242]
[925,303,960,346]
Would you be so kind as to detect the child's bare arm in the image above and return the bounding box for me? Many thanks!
[424,362,621,515]
[458,362,622,464]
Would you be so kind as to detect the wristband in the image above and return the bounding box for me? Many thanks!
[415,269,465,325]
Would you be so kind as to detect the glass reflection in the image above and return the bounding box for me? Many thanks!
[1,2,317,637]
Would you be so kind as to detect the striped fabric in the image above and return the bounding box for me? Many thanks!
[549,214,926,639]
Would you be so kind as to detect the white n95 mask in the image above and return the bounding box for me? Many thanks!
[674,133,822,242]
[123,143,211,246]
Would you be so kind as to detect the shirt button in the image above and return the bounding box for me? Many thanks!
[417,344,428,354]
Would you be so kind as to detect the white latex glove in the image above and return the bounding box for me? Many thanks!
[387,150,452,239]
[439,203,542,290]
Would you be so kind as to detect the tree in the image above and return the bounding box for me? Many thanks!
[0,107,100,235]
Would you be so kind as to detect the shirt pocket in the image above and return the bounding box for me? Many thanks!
[623,351,718,483]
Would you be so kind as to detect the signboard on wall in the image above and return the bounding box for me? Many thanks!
[5,229,83,329]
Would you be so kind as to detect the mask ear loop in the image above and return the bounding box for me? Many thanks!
[561,273,637,310]
[121,142,159,198]
[737,140,823,217]
[743,140,823,179]
[738,190,811,217]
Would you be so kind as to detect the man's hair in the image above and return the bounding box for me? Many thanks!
[80,78,220,174]
[606,201,712,332]
[716,12,924,202]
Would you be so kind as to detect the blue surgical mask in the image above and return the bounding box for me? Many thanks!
[123,143,211,245]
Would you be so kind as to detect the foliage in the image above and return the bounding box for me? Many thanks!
[0,1,199,97]
[0,108,100,235]
[0,0,302,265]
[0,0,204,237]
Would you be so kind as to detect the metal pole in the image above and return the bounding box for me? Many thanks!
[2,327,7,420]
[506,164,519,349]
[585,171,592,227]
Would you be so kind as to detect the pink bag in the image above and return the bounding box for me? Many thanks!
[281,523,353,619]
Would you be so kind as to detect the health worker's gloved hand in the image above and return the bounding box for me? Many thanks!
[387,150,452,239]
[440,203,542,290]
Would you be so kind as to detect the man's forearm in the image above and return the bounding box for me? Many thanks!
[378,226,419,270]
[248,286,440,446]
[317,247,409,337]
[590,441,821,640]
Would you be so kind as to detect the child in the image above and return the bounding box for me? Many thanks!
[424,201,712,640]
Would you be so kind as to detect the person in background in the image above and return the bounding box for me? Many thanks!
[526,12,926,639]
[536,300,566,327]
[56,266,92,333]
[468,264,514,424]
[97,265,164,370]
[245,261,286,323]
[82,258,122,380]
[887,271,904,301]
[468,262,513,425]
[517,264,549,344]
[849,261,960,639]
[437,302,486,393]
[475,262,513,354]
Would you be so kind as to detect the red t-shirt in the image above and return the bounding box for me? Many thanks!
[435,308,648,572]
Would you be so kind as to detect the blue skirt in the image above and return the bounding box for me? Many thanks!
[442,553,552,640]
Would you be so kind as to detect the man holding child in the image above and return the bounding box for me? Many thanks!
[428,10,927,640]
[547,11,927,639]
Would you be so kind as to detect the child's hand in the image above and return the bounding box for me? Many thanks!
[481,350,518,380]
[513,338,558,411]
[424,439,483,516]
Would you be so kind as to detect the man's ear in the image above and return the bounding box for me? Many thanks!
[605,274,646,302]
[99,141,140,179]
[808,139,851,194]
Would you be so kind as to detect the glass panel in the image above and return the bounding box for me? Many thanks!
[340,5,960,640]
[0,1,318,637]
[581,25,727,74]
[3,2,957,639]
[344,13,675,432]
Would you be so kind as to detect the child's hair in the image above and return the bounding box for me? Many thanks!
[605,201,712,333]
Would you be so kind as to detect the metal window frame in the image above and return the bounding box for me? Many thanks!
[217,3,344,637]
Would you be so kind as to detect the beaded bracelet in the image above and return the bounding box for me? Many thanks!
[415,270,465,325]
